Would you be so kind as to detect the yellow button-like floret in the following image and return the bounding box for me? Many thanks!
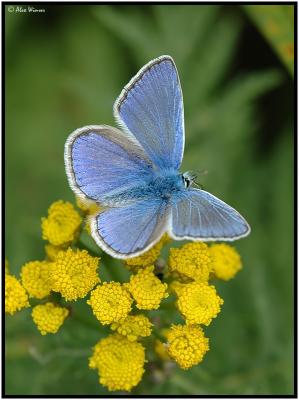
[50,248,100,301]
[76,196,102,215]
[210,243,242,280]
[5,275,30,315]
[169,242,212,282]
[41,200,82,246]
[89,334,145,392]
[127,266,168,310]
[125,234,170,270]
[45,244,67,261]
[111,314,152,341]
[87,282,133,325]
[169,280,185,295]
[176,282,223,325]
[21,260,52,299]
[32,302,69,335]
[166,324,209,369]
[154,339,171,361]
[154,328,171,361]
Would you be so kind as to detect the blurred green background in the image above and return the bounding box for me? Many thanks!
[5,4,294,396]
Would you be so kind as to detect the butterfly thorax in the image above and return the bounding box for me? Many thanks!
[144,170,185,200]
[101,169,185,206]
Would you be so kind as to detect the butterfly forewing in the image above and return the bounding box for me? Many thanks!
[114,55,185,171]
[65,125,154,205]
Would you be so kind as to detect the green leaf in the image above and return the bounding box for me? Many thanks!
[243,5,294,76]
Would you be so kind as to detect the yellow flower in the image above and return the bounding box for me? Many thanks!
[127,266,168,310]
[50,248,100,301]
[32,302,69,335]
[75,197,102,235]
[89,334,145,392]
[154,329,171,361]
[111,314,152,341]
[154,340,171,361]
[166,324,209,369]
[45,244,67,261]
[169,280,185,295]
[87,282,132,325]
[168,242,212,282]
[76,196,102,215]
[210,243,242,281]
[21,260,52,299]
[176,282,223,325]
[125,234,169,270]
[41,200,81,246]
[5,275,30,315]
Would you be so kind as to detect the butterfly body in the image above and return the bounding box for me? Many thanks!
[128,169,184,201]
[98,168,183,206]
[65,55,250,259]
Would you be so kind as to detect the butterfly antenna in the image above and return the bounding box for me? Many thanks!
[197,169,208,176]
[192,169,208,189]
[193,180,204,190]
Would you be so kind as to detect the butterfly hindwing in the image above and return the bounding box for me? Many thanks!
[114,55,184,170]
[64,125,154,205]
[170,189,250,240]
[90,199,170,258]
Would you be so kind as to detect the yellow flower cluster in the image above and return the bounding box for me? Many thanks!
[5,274,30,315]
[168,242,212,282]
[166,324,209,369]
[125,234,170,270]
[7,197,246,391]
[88,282,133,325]
[21,260,52,299]
[89,334,145,391]
[176,281,223,325]
[32,302,69,335]
[51,248,100,301]
[210,243,242,280]
[127,266,168,310]
[111,314,152,341]
[164,242,243,370]
[41,200,81,246]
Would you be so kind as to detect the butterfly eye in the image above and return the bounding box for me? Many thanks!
[182,175,191,188]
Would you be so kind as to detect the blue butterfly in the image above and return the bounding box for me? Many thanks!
[65,55,250,259]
